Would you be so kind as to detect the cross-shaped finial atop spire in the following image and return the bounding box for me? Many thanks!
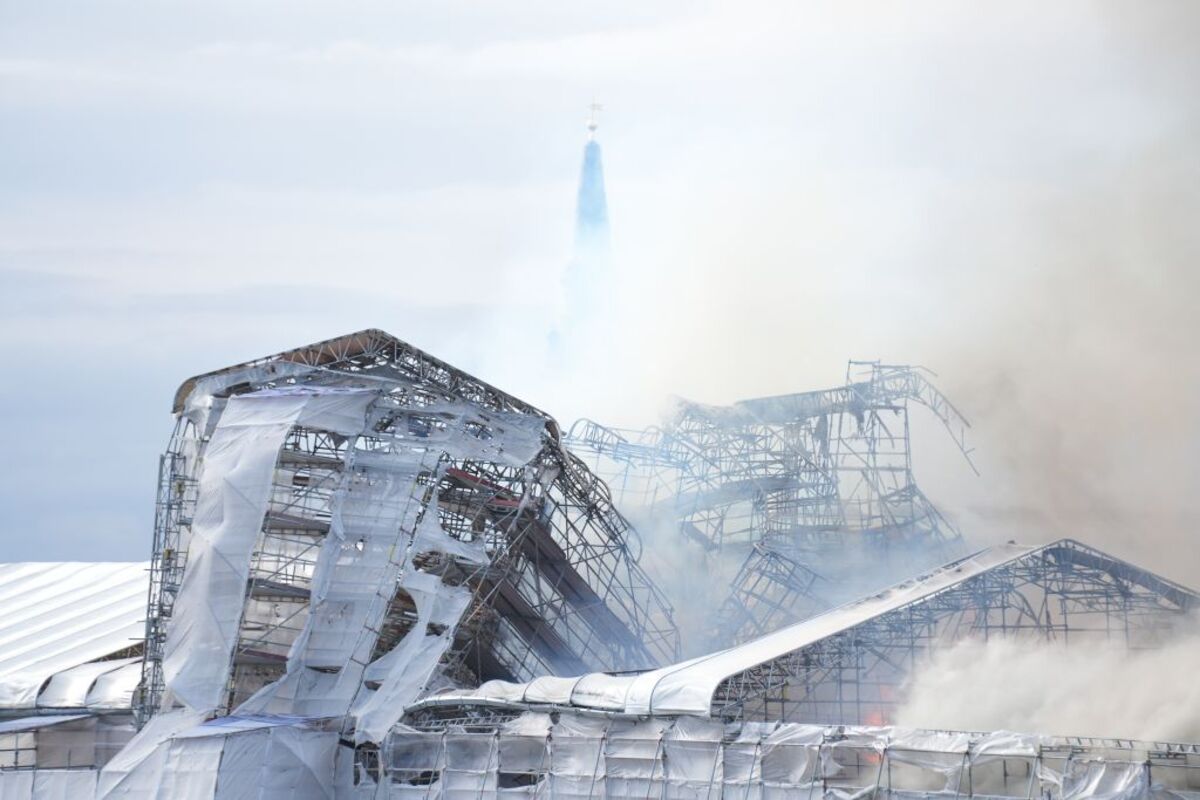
[586,100,604,139]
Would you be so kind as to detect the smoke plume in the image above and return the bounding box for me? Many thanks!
[540,2,1200,588]
[895,619,1200,742]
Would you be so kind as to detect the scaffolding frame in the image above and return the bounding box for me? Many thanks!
[711,539,1198,725]
[709,543,830,646]
[138,330,679,724]
[565,362,977,645]
[385,712,1200,798]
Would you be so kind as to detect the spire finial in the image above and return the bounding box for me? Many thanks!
[586,100,603,140]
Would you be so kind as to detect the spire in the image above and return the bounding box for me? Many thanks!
[575,101,610,258]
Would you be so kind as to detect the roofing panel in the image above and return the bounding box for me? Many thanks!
[0,562,148,709]
[36,658,138,709]
[86,662,144,710]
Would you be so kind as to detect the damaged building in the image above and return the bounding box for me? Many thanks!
[141,329,680,726]
[0,330,1198,798]
[567,361,978,648]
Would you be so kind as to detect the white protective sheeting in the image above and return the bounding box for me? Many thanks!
[238,448,434,719]
[237,389,537,740]
[352,569,473,743]
[32,769,99,799]
[412,543,1038,718]
[161,388,375,713]
[37,658,138,710]
[0,771,34,798]
[209,721,337,799]
[0,771,100,800]
[86,663,144,711]
[0,562,148,709]
[96,709,209,798]
[377,714,1200,799]
[0,715,91,734]
[96,714,336,799]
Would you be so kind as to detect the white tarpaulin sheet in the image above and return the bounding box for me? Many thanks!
[86,662,144,711]
[237,448,434,720]
[352,569,473,743]
[0,770,99,799]
[162,388,375,713]
[0,563,148,709]
[95,714,335,799]
[0,715,91,734]
[37,658,139,710]
[375,714,1200,799]
[235,390,532,739]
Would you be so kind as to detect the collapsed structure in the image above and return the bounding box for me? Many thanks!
[567,362,976,648]
[0,330,1197,798]
[140,329,679,733]
[388,539,1200,796]
[409,539,1197,726]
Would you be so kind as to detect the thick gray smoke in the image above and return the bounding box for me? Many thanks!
[540,2,1200,588]
[533,2,1200,740]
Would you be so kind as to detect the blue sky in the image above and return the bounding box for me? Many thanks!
[2,2,1198,576]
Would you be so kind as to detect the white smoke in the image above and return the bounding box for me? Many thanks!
[895,621,1200,742]
[534,1,1200,590]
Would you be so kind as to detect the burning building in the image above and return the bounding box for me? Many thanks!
[567,361,977,649]
[0,330,1197,798]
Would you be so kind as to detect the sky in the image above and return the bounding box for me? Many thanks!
[1,2,1198,577]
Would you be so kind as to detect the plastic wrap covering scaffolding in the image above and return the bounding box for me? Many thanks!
[0,714,137,796]
[0,563,148,715]
[92,713,339,798]
[138,329,679,740]
[367,713,1200,799]
[566,362,977,648]
[408,539,1198,727]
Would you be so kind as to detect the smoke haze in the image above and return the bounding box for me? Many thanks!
[896,621,1200,743]
[538,2,1200,587]
[2,1,1199,593]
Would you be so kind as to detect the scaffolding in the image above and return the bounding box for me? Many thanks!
[710,544,829,646]
[711,539,1199,725]
[566,362,977,647]
[137,330,679,727]
[403,539,1198,731]
[377,713,1200,798]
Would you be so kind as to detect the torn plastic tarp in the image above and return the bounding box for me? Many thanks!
[232,392,531,729]
[352,569,473,742]
[367,399,546,470]
[161,389,374,713]
[238,450,434,719]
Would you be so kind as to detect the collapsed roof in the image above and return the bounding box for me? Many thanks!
[140,329,679,740]
[407,538,1198,726]
[566,362,978,649]
[2,330,1199,798]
